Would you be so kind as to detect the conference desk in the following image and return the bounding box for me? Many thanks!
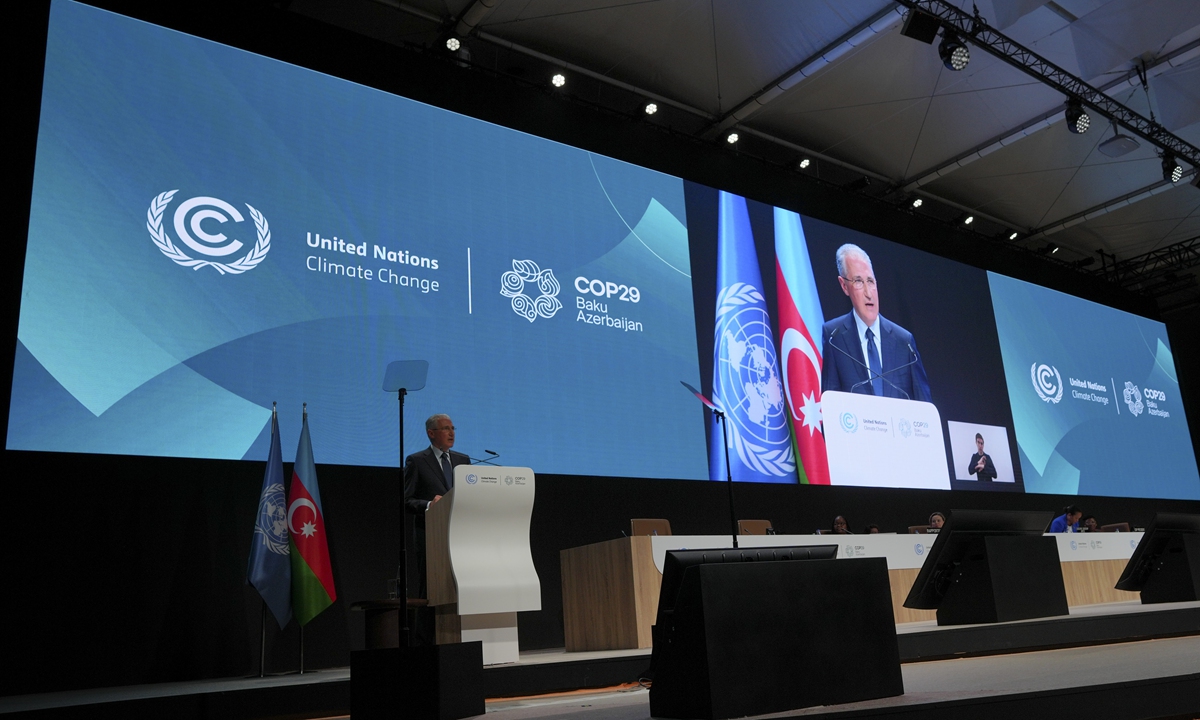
[559,532,1143,652]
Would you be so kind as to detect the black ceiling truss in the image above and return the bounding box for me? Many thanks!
[896,0,1200,171]
[1098,236,1200,291]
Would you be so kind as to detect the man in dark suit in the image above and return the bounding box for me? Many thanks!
[404,413,470,599]
[820,244,931,402]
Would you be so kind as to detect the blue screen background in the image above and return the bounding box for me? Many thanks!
[9,1,707,478]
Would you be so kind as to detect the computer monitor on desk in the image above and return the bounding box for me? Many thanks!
[903,509,1061,625]
[1115,512,1200,603]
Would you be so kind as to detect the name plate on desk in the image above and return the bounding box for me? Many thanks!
[822,391,951,490]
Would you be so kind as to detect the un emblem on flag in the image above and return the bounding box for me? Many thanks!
[714,282,795,477]
[254,482,290,555]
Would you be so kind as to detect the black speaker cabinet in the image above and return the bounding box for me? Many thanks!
[936,535,1069,625]
[351,642,484,720]
[649,557,903,720]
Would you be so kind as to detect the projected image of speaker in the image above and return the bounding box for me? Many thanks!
[1115,512,1200,604]
[903,509,1067,625]
[648,546,903,720]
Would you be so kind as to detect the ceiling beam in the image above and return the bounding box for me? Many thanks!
[1100,235,1200,288]
[896,0,1200,170]
[705,4,905,138]
[900,39,1200,192]
[1026,168,1197,239]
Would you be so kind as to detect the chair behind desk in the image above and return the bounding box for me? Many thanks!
[738,519,773,535]
[908,525,932,534]
[631,518,672,536]
[1101,522,1132,532]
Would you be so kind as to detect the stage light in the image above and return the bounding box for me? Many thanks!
[1162,153,1183,183]
[644,102,658,115]
[912,198,923,208]
[1009,232,1019,240]
[726,132,739,144]
[1065,99,1089,134]
[939,33,969,71]
[446,37,461,52]
[798,158,811,169]
[551,73,566,88]
[963,215,974,225]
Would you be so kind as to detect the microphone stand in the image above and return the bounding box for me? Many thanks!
[714,408,739,549]
[680,381,738,549]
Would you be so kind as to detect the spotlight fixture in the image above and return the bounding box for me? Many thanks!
[963,215,974,225]
[551,73,566,88]
[1009,232,1019,240]
[1052,246,1060,254]
[912,198,923,208]
[726,132,740,144]
[939,32,969,71]
[644,102,658,115]
[1065,99,1090,134]
[1162,153,1183,183]
[445,37,461,52]
[798,158,811,169]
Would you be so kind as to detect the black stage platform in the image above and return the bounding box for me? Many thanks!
[3,600,1198,720]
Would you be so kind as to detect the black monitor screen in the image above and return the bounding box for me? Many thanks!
[1114,513,1200,592]
[656,545,838,622]
[903,509,1053,609]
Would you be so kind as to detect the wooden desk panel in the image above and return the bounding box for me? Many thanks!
[560,540,1137,650]
[560,536,659,651]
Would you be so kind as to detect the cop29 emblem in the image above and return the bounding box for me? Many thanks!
[1031,363,1063,404]
[500,259,562,322]
[147,190,271,274]
[1123,381,1144,416]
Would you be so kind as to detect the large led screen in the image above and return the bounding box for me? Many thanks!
[9,0,708,478]
[10,2,1199,500]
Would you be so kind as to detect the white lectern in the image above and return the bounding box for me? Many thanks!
[426,466,541,665]
[822,391,951,490]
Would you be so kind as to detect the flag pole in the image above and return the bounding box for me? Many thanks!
[299,402,307,676]
[258,401,278,678]
[259,601,267,677]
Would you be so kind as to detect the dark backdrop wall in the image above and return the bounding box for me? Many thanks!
[4,0,1198,697]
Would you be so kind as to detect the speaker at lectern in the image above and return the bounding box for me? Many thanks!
[425,465,541,665]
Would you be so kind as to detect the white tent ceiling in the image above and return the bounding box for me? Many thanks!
[289,0,1200,311]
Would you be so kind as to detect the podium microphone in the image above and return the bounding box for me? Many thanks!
[828,327,914,399]
[469,449,501,466]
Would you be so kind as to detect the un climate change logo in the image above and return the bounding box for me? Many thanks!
[1123,382,1144,416]
[501,259,562,322]
[147,191,271,274]
[1031,363,1063,404]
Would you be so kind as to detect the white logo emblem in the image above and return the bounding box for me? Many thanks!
[253,483,290,555]
[1031,363,1063,403]
[1123,382,1144,416]
[147,190,271,274]
[713,283,795,477]
[500,259,562,322]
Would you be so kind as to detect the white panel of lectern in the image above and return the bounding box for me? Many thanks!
[427,465,540,666]
[448,465,541,615]
[822,391,951,490]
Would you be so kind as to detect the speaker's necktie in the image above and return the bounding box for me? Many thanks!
[866,328,883,396]
[440,452,453,488]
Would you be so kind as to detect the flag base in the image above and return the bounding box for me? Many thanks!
[351,643,484,720]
